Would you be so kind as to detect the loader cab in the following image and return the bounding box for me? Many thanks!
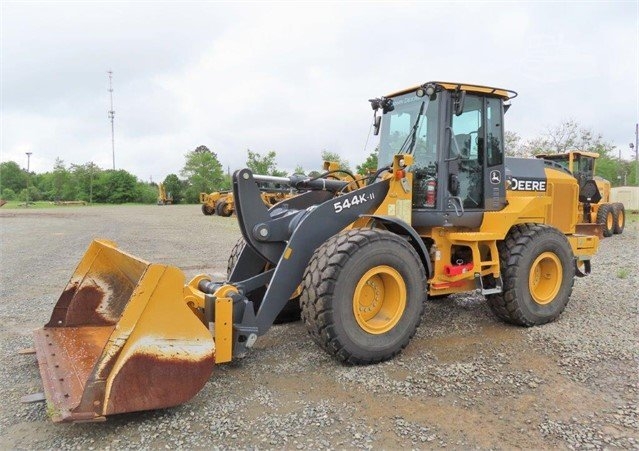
[377,82,515,228]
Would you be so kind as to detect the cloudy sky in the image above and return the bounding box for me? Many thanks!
[1,2,637,182]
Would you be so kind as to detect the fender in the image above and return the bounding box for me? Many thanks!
[360,214,433,279]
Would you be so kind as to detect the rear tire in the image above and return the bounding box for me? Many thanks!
[300,229,426,364]
[613,203,625,234]
[486,224,575,326]
[596,204,615,237]
[201,204,215,215]
[227,238,301,324]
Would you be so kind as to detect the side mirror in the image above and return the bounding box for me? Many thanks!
[448,173,460,196]
[373,115,381,136]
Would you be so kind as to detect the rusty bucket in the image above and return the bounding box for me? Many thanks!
[33,240,215,423]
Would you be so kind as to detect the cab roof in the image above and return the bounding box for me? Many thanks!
[536,150,601,160]
[386,81,518,100]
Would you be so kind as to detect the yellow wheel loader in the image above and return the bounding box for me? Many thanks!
[535,150,625,237]
[31,81,600,423]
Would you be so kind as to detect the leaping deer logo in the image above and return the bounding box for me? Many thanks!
[490,170,501,184]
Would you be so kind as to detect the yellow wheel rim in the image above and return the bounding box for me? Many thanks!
[617,210,624,229]
[528,252,563,305]
[353,265,406,334]
[606,211,614,230]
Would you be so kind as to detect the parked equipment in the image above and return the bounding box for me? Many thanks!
[535,151,625,236]
[199,191,232,216]
[200,189,296,217]
[31,81,600,423]
[157,183,173,205]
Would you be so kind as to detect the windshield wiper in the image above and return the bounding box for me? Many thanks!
[398,100,426,155]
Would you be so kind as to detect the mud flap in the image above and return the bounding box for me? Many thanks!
[33,240,215,423]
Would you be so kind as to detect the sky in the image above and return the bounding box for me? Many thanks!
[1,1,638,182]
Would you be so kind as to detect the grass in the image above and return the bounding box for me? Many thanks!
[1,200,59,209]
[0,201,166,209]
[617,268,629,279]
[627,210,639,224]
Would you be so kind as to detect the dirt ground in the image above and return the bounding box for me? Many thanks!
[0,204,637,449]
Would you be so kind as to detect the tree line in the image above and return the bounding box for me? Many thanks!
[1,119,635,204]
[0,159,159,204]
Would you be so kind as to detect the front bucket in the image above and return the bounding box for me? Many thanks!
[33,239,215,423]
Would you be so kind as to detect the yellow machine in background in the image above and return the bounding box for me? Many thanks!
[200,189,297,216]
[157,183,173,206]
[30,81,601,423]
[199,191,233,216]
[536,151,625,236]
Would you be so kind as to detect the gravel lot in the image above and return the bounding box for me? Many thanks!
[1,204,637,449]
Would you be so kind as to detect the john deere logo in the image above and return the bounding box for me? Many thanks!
[490,170,501,184]
[510,177,547,192]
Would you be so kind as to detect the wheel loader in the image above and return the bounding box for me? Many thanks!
[29,81,600,423]
[535,150,625,236]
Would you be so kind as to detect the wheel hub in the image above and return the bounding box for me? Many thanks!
[528,252,563,305]
[353,265,406,334]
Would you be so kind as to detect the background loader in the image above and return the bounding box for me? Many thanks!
[31,81,599,423]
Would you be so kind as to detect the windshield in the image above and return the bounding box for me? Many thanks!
[378,92,439,170]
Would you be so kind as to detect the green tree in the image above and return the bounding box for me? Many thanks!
[181,145,224,203]
[93,170,139,203]
[18,185,41,202]
[0,161,26,193]
[246,149,287,176]
[163,174,185,204]
[135,182,159,204]
[356,150,378,175]
[321,150,351,172]
[293,165,306,175]
[70,162,101,203]
[1,188,16,200]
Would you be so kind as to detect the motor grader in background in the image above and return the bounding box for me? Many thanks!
[535,150,625,236]
[200,190,233,216]
[200,187,298,216]
[29,81,600,423]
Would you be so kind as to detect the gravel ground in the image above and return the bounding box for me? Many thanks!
[0,204,637,449]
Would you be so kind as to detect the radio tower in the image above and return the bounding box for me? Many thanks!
[107,70,116,170]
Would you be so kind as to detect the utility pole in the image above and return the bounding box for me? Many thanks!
[25,152,32,207]
[107,70,116,170]
[635,123,638,186]
[89,161,94,204]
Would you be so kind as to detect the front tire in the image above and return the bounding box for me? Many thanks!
[487,224,575,326]
[300,229,426,364]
